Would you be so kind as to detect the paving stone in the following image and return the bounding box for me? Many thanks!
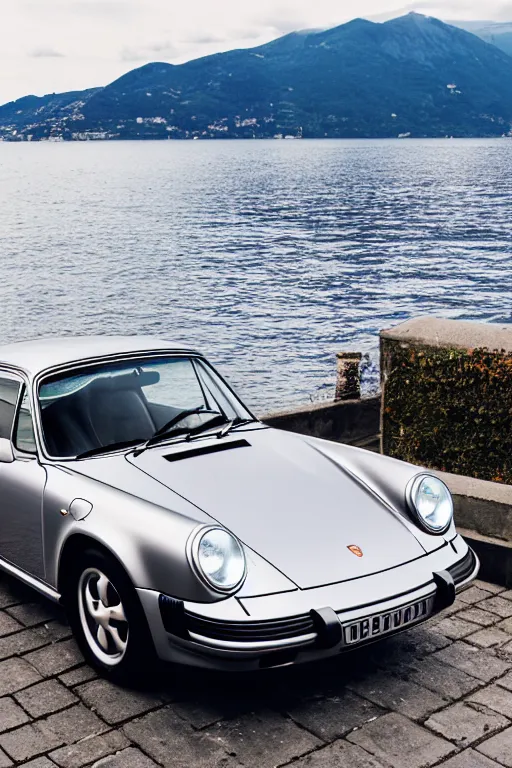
[401,656,482,701]
[474,581,505,595]
[58,666,97,688]
[397,625,452,655]
[124,707,243,768]
[24,639,84,676]
[434,641,511,682]
[0,629,47,661]
[287,690,383,740]
[467,683,512,718]
[0,722,63,762]
[22,759,57,767]
[0,613,22,638]
[458,587,494,604]
[0,658,42,696]
[476,726,512,766]
[49,730,129,768]
[0,587,17,611]
[500,639,512,658]
[91,747,159,767]
[458,608,500,628]
[497,671,512,691]
[479,597,512,618]
[0,748,11,768]
[498,617,512,635]
[15,680,78,717]
[171,694,253,730]
[76,679,168,725]
[0,703,105,762]
[5,603,60,628]
[466,628,512,649]
[424,701,509,747]
[435,616,480,640]
[433,602,463,619]
[370,627,450,671]
[0,697,30,733]
[0,578,33,609]
[439,748,505,767]
[42,704,107,745]
[348,670,447,721]
[6,601,63,627]
[347,712,455,768]
[0,623,71,662]
[291,740,390,767]
[500,590,512,601]
[209,708,321,768]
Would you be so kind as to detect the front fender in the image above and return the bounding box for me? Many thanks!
[43,465,222,602]
[302,435,457,547]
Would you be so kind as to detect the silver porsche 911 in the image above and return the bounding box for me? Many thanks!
[0,337,478,682]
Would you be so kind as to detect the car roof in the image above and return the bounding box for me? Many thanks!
[0,336,199,378]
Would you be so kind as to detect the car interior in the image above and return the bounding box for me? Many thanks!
[40,370,183,457]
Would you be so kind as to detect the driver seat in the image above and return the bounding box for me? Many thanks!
[84,383,156,447]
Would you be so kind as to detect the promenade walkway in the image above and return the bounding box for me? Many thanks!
[0,576,511,767]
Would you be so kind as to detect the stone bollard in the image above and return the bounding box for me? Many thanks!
[335,352,362,401]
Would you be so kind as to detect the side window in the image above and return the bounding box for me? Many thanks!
[14,389,37,454]
[0,377,21,440]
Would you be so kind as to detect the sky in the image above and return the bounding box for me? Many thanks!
[1,0,512,105]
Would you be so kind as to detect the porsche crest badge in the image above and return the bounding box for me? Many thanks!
[348,545,363,558]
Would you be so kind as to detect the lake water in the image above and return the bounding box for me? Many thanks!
[1,138,511,413]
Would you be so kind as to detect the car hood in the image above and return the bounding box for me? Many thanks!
[123,428,426,590]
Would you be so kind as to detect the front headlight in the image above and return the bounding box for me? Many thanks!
[407,474,454,534]
[191,527,246,592]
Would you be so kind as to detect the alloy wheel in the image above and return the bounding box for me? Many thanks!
[78,567,129,666]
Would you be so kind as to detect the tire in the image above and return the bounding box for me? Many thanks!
[64,547,158,686]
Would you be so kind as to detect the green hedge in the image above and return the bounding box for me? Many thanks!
[382,342,512,484]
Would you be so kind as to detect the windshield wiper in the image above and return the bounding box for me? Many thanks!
[76,439,145,460]
[133,408,222,456]
[230,418,258,430]
[150,406,209,440]
[186,417,258,442]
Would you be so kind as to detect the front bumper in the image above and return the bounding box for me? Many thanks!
[137,537,479,671]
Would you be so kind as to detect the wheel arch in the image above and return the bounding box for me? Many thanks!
[57,532,133,600]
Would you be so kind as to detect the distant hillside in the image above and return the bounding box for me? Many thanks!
[2,13,512,141]
[449,20,512,57]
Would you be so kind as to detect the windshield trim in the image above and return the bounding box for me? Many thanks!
[32,351,257,463]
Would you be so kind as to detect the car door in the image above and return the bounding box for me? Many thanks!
[0,372,46,579]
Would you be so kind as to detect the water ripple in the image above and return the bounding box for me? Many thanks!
[0,138,511,412]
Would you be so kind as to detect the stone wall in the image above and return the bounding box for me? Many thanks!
[381,317,512,484]
[262,396,380,450]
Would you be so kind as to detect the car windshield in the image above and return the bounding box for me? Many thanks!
[38,356,253,458]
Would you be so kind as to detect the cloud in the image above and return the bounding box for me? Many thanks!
[30,47,65,58]
[183,33,226,45]
[120,40,178,62]
[22,0,139,19]
[493,3,512,20]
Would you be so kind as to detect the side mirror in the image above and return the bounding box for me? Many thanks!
[0,438,14,464]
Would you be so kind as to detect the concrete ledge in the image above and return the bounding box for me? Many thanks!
[458,528,512,588]
[436,470,512,542]
[262,396,380,448]
[381,316,512,353]
[434,470,512,587]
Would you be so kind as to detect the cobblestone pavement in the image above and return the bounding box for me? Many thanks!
[1,578,512,768]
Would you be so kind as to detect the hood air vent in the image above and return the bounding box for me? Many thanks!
[163,439,250,463]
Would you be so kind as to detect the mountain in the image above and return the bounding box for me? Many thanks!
[448,20,512,58]
[2,13,512,141]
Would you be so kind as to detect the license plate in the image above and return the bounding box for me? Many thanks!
[343,595,435,646]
